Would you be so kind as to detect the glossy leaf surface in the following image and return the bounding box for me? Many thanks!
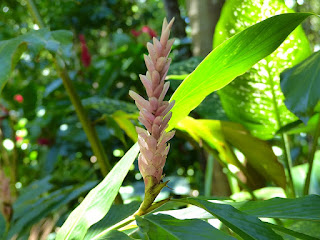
[214,0,311,139]
[168,12,312,131]
[281,51,320,124]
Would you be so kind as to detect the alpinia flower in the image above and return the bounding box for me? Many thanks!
[130,18,175,185]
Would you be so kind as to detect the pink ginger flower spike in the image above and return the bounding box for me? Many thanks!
[129,18,175,187]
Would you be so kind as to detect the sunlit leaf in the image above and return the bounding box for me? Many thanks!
[112,110,138,142]
[56,143,139,240]
[177,117,286,188]
[214,0,311,139]
[281,51,320,124]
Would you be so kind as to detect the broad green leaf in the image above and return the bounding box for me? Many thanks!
[167,58,227,120]
[168,12,312,131]
[221,120,286,188]
[281,51,320,124]
[56,142,139,240]
[214,0,311,139]
[136,214,235,240]
[112,110,138,142]
[236,194,320,220]
[0,29,73,93]
[84,201,140,240]
[177,117,286,188]
[175,198,282,240]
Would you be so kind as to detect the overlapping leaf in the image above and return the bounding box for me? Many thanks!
[281,51,320,124]
[177,117,286,188]
[214,0,311,139]
[0,29,73,93]
[56,143,139,240]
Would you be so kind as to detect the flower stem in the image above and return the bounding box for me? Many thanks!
[303,115,320,195]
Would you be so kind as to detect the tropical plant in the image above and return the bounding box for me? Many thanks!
[0,0,320,239]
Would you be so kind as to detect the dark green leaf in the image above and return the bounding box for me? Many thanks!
[136,214,235,240]
[56,143,139,240]
[0,213,6,239]
[168,12,312,131]
[175,198,282,240]
[84,201,140,240]
[237,195,320,220]
[264,222,319,240]
[281,51,320,124]
[80,97,138,114]
[214,1,311,139]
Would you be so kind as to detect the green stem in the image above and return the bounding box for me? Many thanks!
[281,133,296,197]
[25,0,122,205]
[54,59,111,175]
[25,0,45,28]
[204,154,214,197]
[303,115,320,195]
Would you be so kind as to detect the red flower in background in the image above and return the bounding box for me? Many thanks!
[15,136,23,142]
[131,26,157,39]
[131,29,142,37]
[79,34,91,67]
[14,94,24,103]
[141,26,157,38]
[37,138,51,146]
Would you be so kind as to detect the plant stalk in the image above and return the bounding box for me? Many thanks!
[281,133,296,197]
[204,154,214,196]
[303,115,320,195]
[25,0,123,204]
[25,0,45,28]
